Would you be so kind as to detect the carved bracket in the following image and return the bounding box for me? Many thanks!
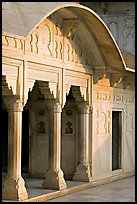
[93,70,109,84]
[123,76,135,89]
[110,73,123,87]
[3,95,23,112]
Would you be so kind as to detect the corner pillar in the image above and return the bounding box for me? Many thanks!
[2,96,28,201]
[73,102,92,182]
[42,102,67,190]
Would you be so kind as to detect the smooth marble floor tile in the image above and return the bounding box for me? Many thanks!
[47,176,135,202]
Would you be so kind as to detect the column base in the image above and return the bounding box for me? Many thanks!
[2,176,28,201]
[42,169,67,190]
[73,163,92,182]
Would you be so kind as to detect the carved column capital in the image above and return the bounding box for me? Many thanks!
[3,96,23,112]
[48,101,62,113]
[78,102,92,114]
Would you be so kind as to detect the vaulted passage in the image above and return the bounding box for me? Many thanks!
[61,85,91,182]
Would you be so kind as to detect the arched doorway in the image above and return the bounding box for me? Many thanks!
[26,80,55,178]
[61,88,78,180]
[61,85,86,180]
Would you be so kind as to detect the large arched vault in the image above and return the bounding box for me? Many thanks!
[2,2,134,105]
[2,2,132,71]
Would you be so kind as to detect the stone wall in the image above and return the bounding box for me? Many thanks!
[92,78,135,180]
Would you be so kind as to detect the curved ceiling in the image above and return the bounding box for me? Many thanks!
[2,2,78,37]
[2,2,128,71]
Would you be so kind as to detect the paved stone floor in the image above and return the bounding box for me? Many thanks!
[46,176,135,202]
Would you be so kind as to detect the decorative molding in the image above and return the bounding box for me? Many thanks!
[95,91,111,101]
[33,34,38,53]
[2,34,24,51]
[125,95,135,103]
[96,109,111,135]
[113,93,124,102]
[113,93,134,103]
[124,110,134,132]
[38,24,52,57]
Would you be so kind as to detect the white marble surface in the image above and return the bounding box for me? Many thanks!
[47,176,135,202]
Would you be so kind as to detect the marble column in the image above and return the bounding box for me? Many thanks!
[42,102,67,190]
[2,96,28,201]
[73,102,92,182]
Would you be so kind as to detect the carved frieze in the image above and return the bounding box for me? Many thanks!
[95,91,111,101]
[113,93,135,103]
[113,94,124,102]
[2,34,24,51]
[96,109,111,135]
[125,95,135,103]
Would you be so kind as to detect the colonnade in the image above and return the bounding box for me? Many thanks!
[2,95,92,201]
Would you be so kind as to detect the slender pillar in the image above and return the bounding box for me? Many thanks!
[73,102,92,182]
[2,96,28,201]
[42,102,67,190]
